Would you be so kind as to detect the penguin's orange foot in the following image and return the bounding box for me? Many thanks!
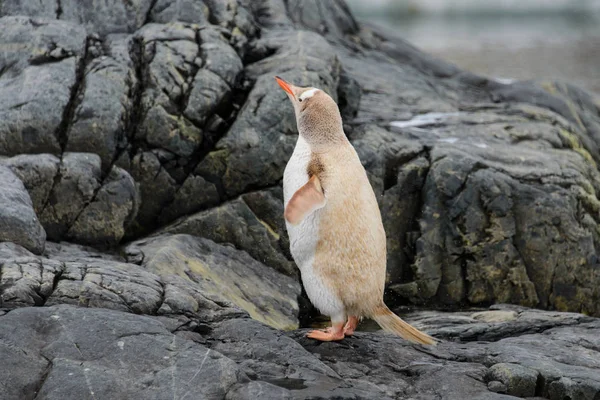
[343,316,359,336]
[306,329,345,341]
[307,323,344,341]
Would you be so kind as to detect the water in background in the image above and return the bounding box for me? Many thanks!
[347,0,600,95]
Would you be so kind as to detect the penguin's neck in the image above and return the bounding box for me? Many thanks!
[298,127,347,154]
[293,134,311,156]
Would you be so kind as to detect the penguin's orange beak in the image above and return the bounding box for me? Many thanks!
[275,76,294,96]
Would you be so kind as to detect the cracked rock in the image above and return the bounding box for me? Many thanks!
[2,154,61,216]
[126,234,301,330]
[65,51,135,168]
[0,254,61,307]
[1,0,155,36]
[0,305,247,400]
[66,165,138,246]
[26,152,139,246]
[0,17,87,156]
[0,166,46,254]
[0,241,246,324]
[161,192,295,276]
[126,22,243,234]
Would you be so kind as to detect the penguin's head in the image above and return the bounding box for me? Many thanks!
[275,76,345,150]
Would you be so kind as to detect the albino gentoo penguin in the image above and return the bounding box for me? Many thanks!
[276,76,436,345]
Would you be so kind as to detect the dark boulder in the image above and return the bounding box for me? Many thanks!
[0,17,87,156]
[3,153,138,246]
[0,166,46,254]
[125,234,301,329]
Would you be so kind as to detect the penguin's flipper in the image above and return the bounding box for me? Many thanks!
[284,175,326,225]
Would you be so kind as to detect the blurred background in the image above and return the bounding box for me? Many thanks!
[346,0,600,96]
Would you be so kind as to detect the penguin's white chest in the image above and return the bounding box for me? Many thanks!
[283,136,319,267]
[283,136,344,319]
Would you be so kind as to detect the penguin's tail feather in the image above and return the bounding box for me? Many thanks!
[372,305,437,346]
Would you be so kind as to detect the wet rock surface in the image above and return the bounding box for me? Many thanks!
[1,1,600,398]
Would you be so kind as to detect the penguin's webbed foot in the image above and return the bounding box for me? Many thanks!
[307,323,345,341]
[343,316,359,336]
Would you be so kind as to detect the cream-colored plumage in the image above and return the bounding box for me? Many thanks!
[276,76,435,345]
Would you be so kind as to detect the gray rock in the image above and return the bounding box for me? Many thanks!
[148,0,209,25]
[487,381,507,393]
[31,153,138,246]
[157,173,220,224]
[0,240,245,324]
[0,166,46,254]
[0,241,39,259]
[47,258,163,314]
[0,240,159,312]
[0,17,87,156]
[201,0,259,57]
[128,150,178,235]
[1,270,599,399]
[126,22,244,234]
[21,152,100,240]
[210,318,362,398]
[4,152,138,246]
[43,241,125,262]
[382,155,430,284]
[0,305,247,400]
[126,234,301,329]
[161,193,295,276]
[65,52,134,168]
[333,19,600,316]
[488,363,539,397]
[285,0,359,40]
[471,310,519,323]
[401,136,598,313]
[242,187,291,259]
[131,23,205,159]
[408,304,594,342]
[226,381,293,400]
[0,256,62,308]
[58,0,154,36]
[547,376,600,400]
[0,310,49,399]
[279,306,599,399]
[0,0,57,18]
[2,154,61,215]
[66,165,138,246]
[290,307,600,399]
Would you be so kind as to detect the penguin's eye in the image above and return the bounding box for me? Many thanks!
[299,88,319,102]
[298,98,303,102]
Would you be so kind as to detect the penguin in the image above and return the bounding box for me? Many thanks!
[275,76,436,345]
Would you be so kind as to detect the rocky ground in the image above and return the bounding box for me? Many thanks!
[2,300,599,399]
[0,1,599,399]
